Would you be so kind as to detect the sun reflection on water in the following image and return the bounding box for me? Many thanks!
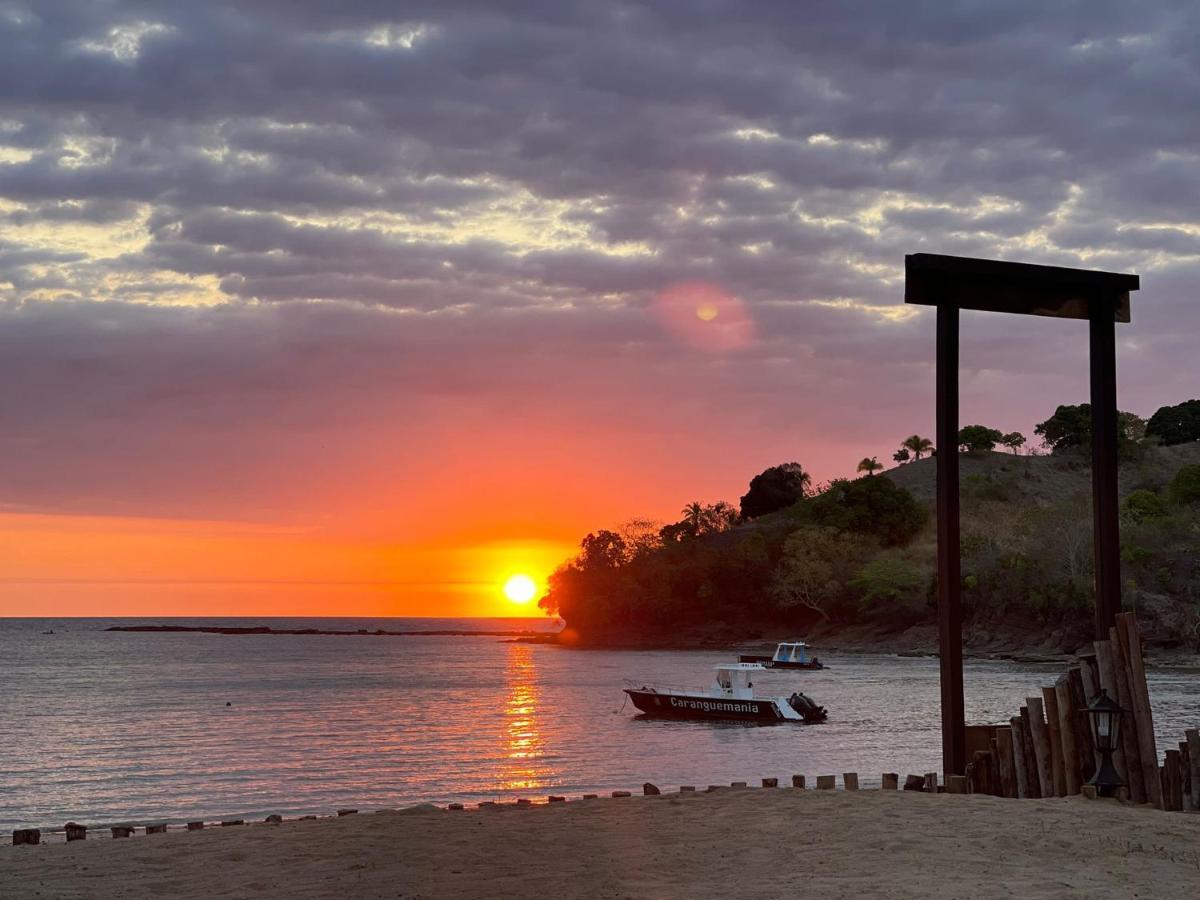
[496,643,552,792]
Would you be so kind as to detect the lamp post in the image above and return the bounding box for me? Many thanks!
[1086,688,1125,797]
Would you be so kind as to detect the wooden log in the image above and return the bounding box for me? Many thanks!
[146,824,167,835]
[816,775,836,790]
[995,726,1017,798]
[65,822,86,841]
[1026,697,1054,798]
[1180,742,1193,812]
[1108,623,1146,803]
[611,791,630,798]
[843,773,859,791]
[903,774,925,791]
[923,772,938,793]
[1163,750,1184,812]
[447,804,464,811]
[1054,676,1080,794]
[1092,639,1129,789]
[987,743,1002,797]
[1077,652,1100,703]
[730,781,748,789]
[791,775,806,789]
[761,777,778,788]
[220,820,244,826]
[644,782,661,795]
[13,829,41,845]
[881,773,899,790]
[337,809,358,816]
[187,821,204,831]
[1117,612,1162,808]
[1010,717,1030,798]
[1187,729,1200,810]
[517,798,532,806]
[1067,667,1096,785]
[946,775,969,794]
[1018,708,1042,798]
[1041,687,1067,796]
[582,794,600,799]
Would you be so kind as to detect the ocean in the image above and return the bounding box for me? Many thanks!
[2,617,1197,830]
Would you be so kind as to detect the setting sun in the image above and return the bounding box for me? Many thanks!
[502,574,538,604]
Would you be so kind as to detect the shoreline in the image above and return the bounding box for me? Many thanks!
[5,788,1198,898]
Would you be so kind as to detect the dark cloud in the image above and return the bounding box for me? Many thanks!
[1,1,1198,520]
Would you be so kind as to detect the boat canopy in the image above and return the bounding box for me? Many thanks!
[712,663,762,699]
[773,642,811,664]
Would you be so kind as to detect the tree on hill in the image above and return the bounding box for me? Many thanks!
[1146,399,1200,446]
[1169,464,1200,506]
[893,447,911,464]
[807,476,928,545]
[1000,431,1026,454]
[902,435,934,460]
[1034,404,1146,454]
[958,425,1003,454]
[739,463,810,519]
[771,526,864,621]
[857,457,883,476]
[662,501,738,541]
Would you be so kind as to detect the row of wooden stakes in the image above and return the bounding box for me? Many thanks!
[10,809,362,845]
[962,612,1198,811]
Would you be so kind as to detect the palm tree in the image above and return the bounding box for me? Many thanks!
[902,435,934,460]
[680,501,705,536]
[857,457,883,477]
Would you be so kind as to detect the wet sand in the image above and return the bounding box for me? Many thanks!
[3,789,1199,899]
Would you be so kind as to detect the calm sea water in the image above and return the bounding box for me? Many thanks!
[2,617,1197,830]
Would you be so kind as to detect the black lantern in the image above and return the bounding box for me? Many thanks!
[1085,688,1125,797]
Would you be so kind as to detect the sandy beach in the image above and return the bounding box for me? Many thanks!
[4,789,1198,899]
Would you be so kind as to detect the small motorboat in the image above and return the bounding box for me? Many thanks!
[624,663,827,724]
[738,641,825,670]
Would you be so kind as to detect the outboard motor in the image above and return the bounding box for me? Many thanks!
[788,692,828,723]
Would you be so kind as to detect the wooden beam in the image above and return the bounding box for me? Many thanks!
[1054,675,1081,794]
[1109,623,1145,803]
[995,726,1017,798]
[1090,292,1123,638]
[936,302,965,777]
[1026,696,1054,797]
[1117,613,1163,808]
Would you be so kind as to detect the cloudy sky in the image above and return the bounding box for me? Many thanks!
[2,1,1198,615]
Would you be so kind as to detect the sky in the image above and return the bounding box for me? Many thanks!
[2,2,1199,617]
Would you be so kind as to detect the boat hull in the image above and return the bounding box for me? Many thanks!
[737,655,824,670]
[624,689,786,722]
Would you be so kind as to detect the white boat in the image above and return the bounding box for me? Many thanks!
[624,663,827,724]
[738,641,825,670]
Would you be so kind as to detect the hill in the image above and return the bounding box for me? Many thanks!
[541,443,1200,657]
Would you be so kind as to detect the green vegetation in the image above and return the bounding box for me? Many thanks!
[541,400,1200,650]
[1146,399,1200,446]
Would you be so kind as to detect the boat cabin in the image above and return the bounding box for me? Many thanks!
[773,642,812,665]
[711,663,762,699]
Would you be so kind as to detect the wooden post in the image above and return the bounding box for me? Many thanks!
[13,829,41,845]
[816,775,836,790]
[935,303,966,777]
[1109,623,1145,803]
[1018,708,1042,798]
[1117,612,1162,808]
[1078,652,1100,703]
[1067,667,1096,784]
[946,775,969,794]
[187,821,204,831]
[1163,750,1184,812]
[1010,717,1030,798]
[791,775,806,789]
[1054,675,1080,794]
[1026,697,1054,797]
[146,824,166,835]
[1178,742,1192,812]
[1089,291,1122,639]
[923,772,938,793]
[1041,687,1067,796]
[882,773,898,790]
[995,725,1016,798]
[843,773,859,791]
[1093,639,1129,788]
[1187,729,1200,810]
[761,777,778,788]
[903,774,925,791]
